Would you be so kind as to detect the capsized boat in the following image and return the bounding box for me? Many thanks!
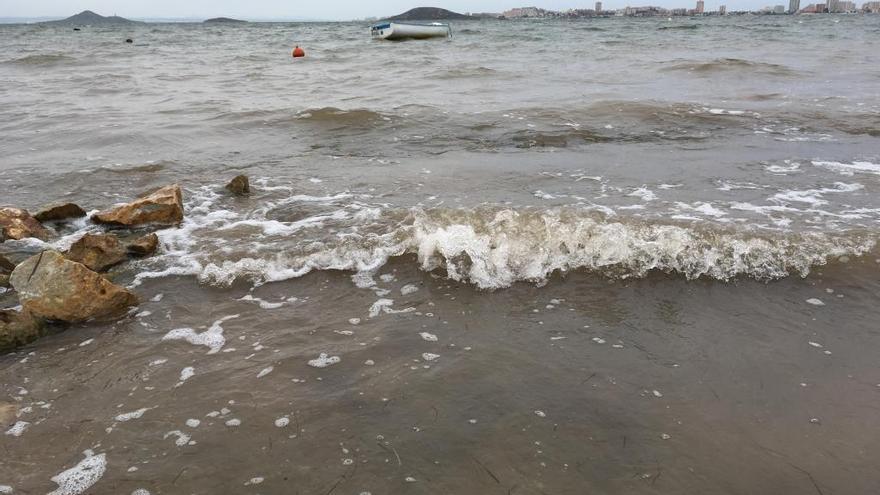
[370,22,451,40]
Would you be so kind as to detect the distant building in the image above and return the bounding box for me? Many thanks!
[502,6,546,17]
[719,4,727,14]
[595,1,603,12]
[773,4,786,12]
[789,0,800,12]
[695,0,705,13]
[864,1,880,12]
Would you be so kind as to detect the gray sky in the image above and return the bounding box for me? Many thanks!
[2,1,785,21]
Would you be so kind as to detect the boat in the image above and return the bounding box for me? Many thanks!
[370,22,451,40]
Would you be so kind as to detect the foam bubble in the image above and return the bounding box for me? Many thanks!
[400,284,419,295]
[164,430,191,446]
[162,315,239,354]
[185,419,201,428]
[114,408,150,422]
[275,417,290,428]
[419,332,438,342]
[308,353,341,368]
[421,353,440,361]
[47,451,107,495]
[178,367,195,382]
[4,421,30,437]
[257,366,274,378]
[813,160,880,176]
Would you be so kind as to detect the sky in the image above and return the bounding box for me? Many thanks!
[1,1,786,21]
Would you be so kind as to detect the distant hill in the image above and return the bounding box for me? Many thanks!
[42,10,142,25]
[204,17,247,23]
[386,7,471,21]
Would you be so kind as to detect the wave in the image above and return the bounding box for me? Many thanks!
[2,53,78,66]
[129,192,877,290]
[293,107,388,127]
[658,24,699,31]
[662,58,798,77]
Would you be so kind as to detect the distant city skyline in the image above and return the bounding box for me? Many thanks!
[0,0,847,21]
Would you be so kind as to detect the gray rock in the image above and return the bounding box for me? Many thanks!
[34,202,87,222]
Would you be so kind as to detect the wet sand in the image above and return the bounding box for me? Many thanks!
[3,255,879,494]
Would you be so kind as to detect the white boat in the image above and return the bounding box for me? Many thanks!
[370,22,451,40]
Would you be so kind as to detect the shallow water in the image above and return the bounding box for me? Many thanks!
[1,15,880,494]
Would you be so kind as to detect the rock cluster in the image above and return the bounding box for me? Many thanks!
[1,177,246,352]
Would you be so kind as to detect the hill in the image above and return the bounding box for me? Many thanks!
[204,17,247,23]
[43,10,142,25]
[386,7,471,21]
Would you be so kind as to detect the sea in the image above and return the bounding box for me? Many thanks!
[1,15,879,494]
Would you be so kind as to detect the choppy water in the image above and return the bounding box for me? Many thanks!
[2,16,880,494]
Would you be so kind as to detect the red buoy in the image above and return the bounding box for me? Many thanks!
[292,46,305,58]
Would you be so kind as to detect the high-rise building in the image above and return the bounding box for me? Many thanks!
[719,4,727,14]
[696,0,705,13]
[789,0,801,12]
[595,1,602,12]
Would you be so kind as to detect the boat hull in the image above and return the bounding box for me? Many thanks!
[371,22,450,40]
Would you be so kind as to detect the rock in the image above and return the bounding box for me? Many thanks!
[66,233,127,272]
[92,185,183,227]
[0,273,9,288]
[1,309,46,352]
[0,254,14,272]
[34,202,86,222]
[225,175,250,195]
[0,207,50,241]
[10,251,138,323]
[127,233,159,256]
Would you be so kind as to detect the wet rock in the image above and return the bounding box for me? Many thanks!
[0,309,46,352]
[0,207,50,241]
[225,175,250,195]
[0,273,9,288]
[0,254,14,272]
[92,184,183,227]
[66,233,127,272]
[34,202,86,223]
[127,233,159,256]
[10,251,138,323]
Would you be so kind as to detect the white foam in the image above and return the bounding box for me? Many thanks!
[400,284,419,295]
[0,486,12,494]
[239,295,285,309]
[131,490,151,495]
[419,332,438,342]
[4,421,30,437]
[244,477,264,486]
[813,160,880,176]
[368,299,415,318]
[308,353,340,368]
[47,451,107,495]
[162,315,239,354]
[185,419,201,428]
[275,417,290,428]
[806,298,825,306]
[114,408,150,422]
[178,367,195,382]
[257,366,274,378]
[627,187,657,202]
[771,182,863,206]
[421,353,440,361]
[163,430,191,446]
[225,418,241,427]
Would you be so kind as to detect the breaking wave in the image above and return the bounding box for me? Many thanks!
[3,53,78,66]
[662,58,798,76]
[131,191,877,290]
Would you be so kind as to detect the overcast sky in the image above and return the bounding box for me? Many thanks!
[2,1,790,21]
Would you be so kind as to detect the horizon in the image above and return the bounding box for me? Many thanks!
[0,1,828,22]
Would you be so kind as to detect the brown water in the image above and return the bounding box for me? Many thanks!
[2,15,880,495]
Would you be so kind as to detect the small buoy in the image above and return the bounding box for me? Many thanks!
[125,38,133,44]
[73,27,81,31]
[292,46,305,58]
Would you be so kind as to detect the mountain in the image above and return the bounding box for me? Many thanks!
[386,7,471,21]
[204,17,247,23]
[43,10,142,25]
